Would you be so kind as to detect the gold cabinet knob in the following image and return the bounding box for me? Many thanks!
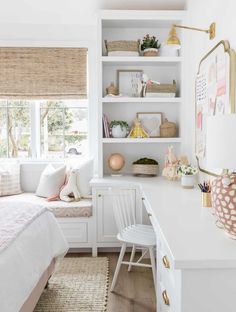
[148,213,152,217]
[162,255,170,269]
[98,194,102,197]
[142,197,145,200]
[162,290,170,306]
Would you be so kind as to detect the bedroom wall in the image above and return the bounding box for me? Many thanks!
[184,0,236,162]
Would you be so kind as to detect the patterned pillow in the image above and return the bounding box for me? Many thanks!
[0,163,22,196]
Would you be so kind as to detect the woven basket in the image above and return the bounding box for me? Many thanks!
[132,164,159,176]
[146,80,177,94]
[160,118,177,137]
[105,40,140,53]
[143,48,159,56]
[106,82,119,95]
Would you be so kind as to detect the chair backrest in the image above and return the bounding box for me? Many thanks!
[111,189,136,234]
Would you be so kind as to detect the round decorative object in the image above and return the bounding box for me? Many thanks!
[211,174,236,239]
[181,175,195,189]
[111,125,127,138]
[108,153,125,172]
[143,48,159,56]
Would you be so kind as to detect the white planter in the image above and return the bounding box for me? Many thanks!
[181,175,195,189]
[111,125,127,138]
[159,44,181,57]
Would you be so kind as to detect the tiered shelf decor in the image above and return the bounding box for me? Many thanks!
[98,10,185,176]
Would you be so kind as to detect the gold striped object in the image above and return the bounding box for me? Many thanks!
[0,47,87,99]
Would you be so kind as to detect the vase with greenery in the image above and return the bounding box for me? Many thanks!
[140,34,161,56]
[177,165,198,189]
[110,120,129,138]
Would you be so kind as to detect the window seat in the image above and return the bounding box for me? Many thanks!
[0,193,92,218]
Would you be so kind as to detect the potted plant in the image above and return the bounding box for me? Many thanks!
[110,120,129,138]
[140,34,161,56]
[132,158,159,176]
[177,165,198,189]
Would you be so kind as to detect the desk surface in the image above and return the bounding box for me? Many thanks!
[91,175,236,269]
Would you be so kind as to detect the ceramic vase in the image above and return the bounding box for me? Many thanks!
[111,125,127,138]
[211,174,236,239]
[181,175,195,189]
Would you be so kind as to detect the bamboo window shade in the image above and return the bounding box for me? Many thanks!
[0,47,87,99]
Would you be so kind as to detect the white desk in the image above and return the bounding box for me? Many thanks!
[91,176,236,312]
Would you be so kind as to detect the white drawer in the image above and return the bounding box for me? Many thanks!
[157,280,176,312]
[58,221,88,243]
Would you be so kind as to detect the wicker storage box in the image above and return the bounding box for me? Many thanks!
[132,164,159,176]
[145,80,177,97]
[105,40,140,55]
[160,118,177,137]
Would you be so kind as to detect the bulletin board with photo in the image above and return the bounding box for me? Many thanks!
[195,40,236,167]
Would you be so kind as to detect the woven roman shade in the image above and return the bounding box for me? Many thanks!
[0,47,87,99]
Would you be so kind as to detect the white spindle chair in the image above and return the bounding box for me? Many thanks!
[110,189,156,292]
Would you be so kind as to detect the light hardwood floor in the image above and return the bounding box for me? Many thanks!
[68,252,156,312]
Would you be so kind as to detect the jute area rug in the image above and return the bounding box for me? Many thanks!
[34,257,109,312]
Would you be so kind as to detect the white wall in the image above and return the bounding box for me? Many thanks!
[185,0,236,162]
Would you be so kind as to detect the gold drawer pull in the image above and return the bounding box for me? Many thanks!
[162,255,170,269]
[98,194,102,197]
[162,290,170,306]
[142,197,145,200]
[148,213,152,217]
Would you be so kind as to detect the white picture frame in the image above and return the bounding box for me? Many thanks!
[137,112,163,137]
[117,70,143,97]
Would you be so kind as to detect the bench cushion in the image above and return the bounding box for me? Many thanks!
[0,193,92,218]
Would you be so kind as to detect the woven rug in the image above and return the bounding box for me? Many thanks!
[34,257,109,312]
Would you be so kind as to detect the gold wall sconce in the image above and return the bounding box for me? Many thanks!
[166,22,216,45]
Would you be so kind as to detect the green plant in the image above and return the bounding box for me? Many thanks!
[177,164,198,176]
[109,120,129,130]
[140,34,161,51]
[133,158,158,165]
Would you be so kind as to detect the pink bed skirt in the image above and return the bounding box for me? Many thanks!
[20,258,56,312]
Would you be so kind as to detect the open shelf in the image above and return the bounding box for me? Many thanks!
[102,138,182,143]
[102,97,182,103]
[101,56,182,65]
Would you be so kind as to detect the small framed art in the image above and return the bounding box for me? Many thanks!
[117,69,143,97]
[137,112,163,137]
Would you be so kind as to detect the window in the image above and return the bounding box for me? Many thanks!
[0,99,88,160]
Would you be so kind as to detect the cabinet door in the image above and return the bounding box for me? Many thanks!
[96,188,136,243]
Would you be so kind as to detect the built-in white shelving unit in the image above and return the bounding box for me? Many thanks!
[98,10,185,176]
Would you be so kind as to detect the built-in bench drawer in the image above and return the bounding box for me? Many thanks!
[57,219,88,243]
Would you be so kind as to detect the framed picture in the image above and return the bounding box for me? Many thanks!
[195,40,236,173]
[137,112,163,137]
[117,70,143,97]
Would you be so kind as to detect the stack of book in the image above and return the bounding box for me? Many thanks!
[102,114,110,138]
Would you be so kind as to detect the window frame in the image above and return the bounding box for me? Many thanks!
[0,99,89,160]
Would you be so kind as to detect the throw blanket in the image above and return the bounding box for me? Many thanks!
[0,201,48,253]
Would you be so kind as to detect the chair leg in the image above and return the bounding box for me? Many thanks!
[128,245,136,272]
[110,243,126,292]
[149,247,156,291]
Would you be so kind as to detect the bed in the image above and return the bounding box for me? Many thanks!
[0,201,69,312]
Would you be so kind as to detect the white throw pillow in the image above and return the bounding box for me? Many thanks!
[36,164,66,198]
[0,163,22,196]
[75,159,93,197]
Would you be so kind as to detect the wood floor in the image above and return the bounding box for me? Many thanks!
[68,252,156,312]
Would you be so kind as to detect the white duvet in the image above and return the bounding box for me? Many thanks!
[0,208,68,312]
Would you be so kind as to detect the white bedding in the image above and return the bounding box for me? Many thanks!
[0,209,68,312]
